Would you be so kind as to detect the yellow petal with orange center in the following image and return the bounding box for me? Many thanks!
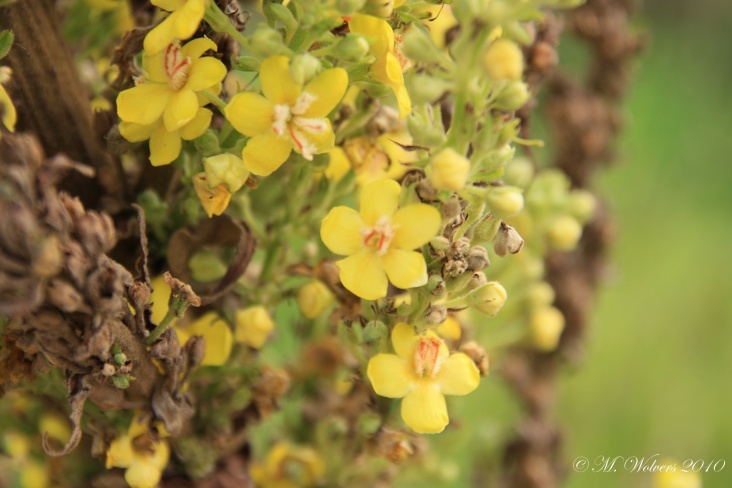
[143,15,176,54]
[181,36,217,60]
[117,83,171,125]
[336,250,388,300]
[163,88,198,131]
[367,354,413,398]
[119,121,158,143]
[300,119,335,155]
[300,68,348,118]
[437,353,481,396]
[185,57,227,91]
[359,178,400,226]
[391,204,441,250]
[242,132,292,176]
[178,108,212,140]
[225,92,274,137]
[401,380,449,434]
[149,124,182,166]
[381,248,428,290]
[171,0,206,39]
[391,322,419,360]
[320,206,366,256]
[260,55,301,105]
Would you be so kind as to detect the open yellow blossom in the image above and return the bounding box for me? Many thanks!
[144,0,207,55]
[0,67,17,136]
[349,14,411,118]
[175,311,233,366]
[341,129,416,186]
[367,323,480,434]
[225,55,348,176]
[117,37,226,132]
[192,172,232,217]
[235,305,274,349]
[106,416,170,488]
[250,442,324,488]
[320,179,441,300]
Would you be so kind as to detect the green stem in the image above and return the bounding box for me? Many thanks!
[203,90,227,112]
[144,309,176,345]
[204,2,250,48]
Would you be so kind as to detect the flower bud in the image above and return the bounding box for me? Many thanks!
[526,281,555,308]
[235,305,275,349]
[472,213,501,244]
[336,0,367,15]
[466,246,490,271]
[427,273,446,297]
[289,53,322,86]
[333,34,371,60]
[194,130,220,156]
[250,25,286,56]
[483,39,524,81]
[430,236,451,252]
[503,157,534,188]
[529,306,565,351]
[466,281,507,316]
[193,173,232,218]
[486,186,524,217]
[468,271,488,290]
[494,81,530,111]
[401,26,450,67]
[204,154,250,193]
[545,215,582,251]
[407,108,447,147]
[429,148,470,191]
[567,190,597,223]
[362,0,395,17]
[297,280,335,318]
[424,304,447,325]
[459,341,489,375]
[494,222,524,257]
[232,56,261,72]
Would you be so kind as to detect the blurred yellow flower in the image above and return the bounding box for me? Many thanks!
[342,129,416,186]
[175,311,233,366]
[225,55,348,176]
[106,416,170,488]
[436,315,462,341]
[250,442,324,488]
[529,305,565,351]
[297,280,335,318]
[655,466,702,488]
[321,178,441,300]
[235,305,275,349]
[0,67,17,137]
[144,0,207,54]
[367,323,480,434]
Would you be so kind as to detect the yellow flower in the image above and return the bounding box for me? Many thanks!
[349,14,411,118]
[320,178,441,300]
[175,311,233,366]
[106,416,170,488]
[204,153,250,192]
[341,128,416,186]
[235,305,274,349]
[224,55,348,176]
[436,315,461,341]
[529,306,565,351]
[0,67,17,136]
[655,463,701,488]
[144,0,207,55]
[250,442,324,488]
[297,280,335,318]
[117,37,226,132]
[429,148,470,191]
[483,39,525,81]
[192,172,232,217]
[367,323,480,434]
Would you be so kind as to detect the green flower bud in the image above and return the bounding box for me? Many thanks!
[503,157,535,188]
[430,236,451,252]
[204,154,250,193]
[472,213,501,244]
[486,186,524,217]
[250,25,286,56]
[232,56,261,72]
[362,320,389,347]
[336,0,367,15]
[194,130,221,157]
[362,0,395,17]
[401,27,450,68]
[466,281,507,316]
[409,74,453,104]
[289,53,322,86]
[113,352,127,365]
[483,39,524,81]
[545,215,582,251]
[111,374,132,389]
[526,282,555,308]
[494,80,530,111]
[408,111,447,147]
[264,3,298,33]
[529,306,565,351]
[566,190,597,223]
[332,34,370,60]
[429,148,470,191]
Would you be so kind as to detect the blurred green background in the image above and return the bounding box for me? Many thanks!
[559,0,732,487]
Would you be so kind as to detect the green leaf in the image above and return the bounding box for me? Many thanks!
[0,0,17,6]
[0,30,14,60]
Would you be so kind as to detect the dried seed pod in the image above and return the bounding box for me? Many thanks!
[494,222,524,256]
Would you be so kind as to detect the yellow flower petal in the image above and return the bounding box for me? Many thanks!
[178,107,212,140]
[302,120,335,155]
[391,322,418,359]
[143,15,176,54]
[149,124,182,166]
[180,36,217,60]
[149,276,173,325]
[171,0,206,39]
[151,0,185,10]
[437,353,480,396]
[242,132,292,176]
[185,57,227,91]
[381,248,428,290]
[336,250,388,300]
[185,312,233,366]
[349,14,394,54]
[394,83,412,119]
[359,178,401,226]
[0,85,17,132]
[225,92,274,137]
[106,435,134,468]
[124,458,164,488]
[297,280,334,318]
[235,305,275,349]
[325,147,351,182]
[401,380,448,434]
[141,51,168,83]
[117,83,171,125]
[260,55,301,105]
[367,354,413,398]
[391,204,441,250]
[163,88,198,131]
[300,68,348,118]
[436,315,461,341]
[119,120,158,143]
[193,173,232,217]
[320,206,366,256]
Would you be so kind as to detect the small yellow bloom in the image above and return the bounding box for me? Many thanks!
[483,39,525,81]
[175,311,233,366]
[0,67,17,136]
[342,129,416,186]
[545,214,582,251]
[106,416,170,488]
[39,414,71,447]
[655,463,702,488]
[250,442,324,488]
[204,153,250,192]
[117,37,226,132]
[144,0,207,55]
[349,14,412,118]
[297,280,335,318]
[320,179,441,300]
[367,323,480,434]
[225,55,348,176]
[324,146,351,182]
[235,305,274,349]
[529,306,565,351]
[193,173,232,218]
[429,148,470,191]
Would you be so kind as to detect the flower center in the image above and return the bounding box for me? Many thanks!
[164,42,192,91]
[271,92,328,161]
[360,216,397,256]
[414,336,443,378]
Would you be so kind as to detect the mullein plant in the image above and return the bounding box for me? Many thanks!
[0,0,591,486]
